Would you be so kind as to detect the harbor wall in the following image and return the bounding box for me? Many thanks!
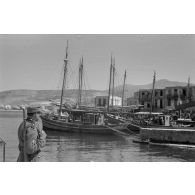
[140,128,195,144]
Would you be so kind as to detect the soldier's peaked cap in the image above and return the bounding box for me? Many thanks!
[27,107,41,114]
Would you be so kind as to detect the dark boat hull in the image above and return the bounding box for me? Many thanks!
[41,116,118,135]
[105,114,141,133]
[126,122,141,132]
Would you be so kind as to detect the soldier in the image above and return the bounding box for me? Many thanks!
[17,107,47,162]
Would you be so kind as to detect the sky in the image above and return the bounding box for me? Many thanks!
[0,34,195,92]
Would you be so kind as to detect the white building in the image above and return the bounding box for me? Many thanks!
[5,105,11,110]
[95,96,122,107]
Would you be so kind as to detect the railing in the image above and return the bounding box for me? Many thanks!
[0,137,6,162]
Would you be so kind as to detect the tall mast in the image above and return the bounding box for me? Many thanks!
[58,41,69,119]
[78,57,83,108]
[111,57,115,107]
[150,71,156,113]
[81,57,83,105]
[187,76,190,102]
[78,59,81,108]
[122,70,127,109]
[107,54,113,112]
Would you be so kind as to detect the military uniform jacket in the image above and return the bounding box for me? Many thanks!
[17,118,47,162]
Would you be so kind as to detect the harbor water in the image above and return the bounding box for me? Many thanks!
[1,110,195,162]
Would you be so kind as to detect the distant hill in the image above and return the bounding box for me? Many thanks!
[0,79,193,105]
[0,89,107,106]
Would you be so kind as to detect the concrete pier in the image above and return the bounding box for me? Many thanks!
[140,127,195,144]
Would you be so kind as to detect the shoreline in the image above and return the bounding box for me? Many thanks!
[0,110,22,118]
[0,109,22,112]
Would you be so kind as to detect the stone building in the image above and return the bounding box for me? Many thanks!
[164,86,195,109]
[138,89,165,111]
[126,97,139,106]
[132,85,195,111]
[126,91,139,106]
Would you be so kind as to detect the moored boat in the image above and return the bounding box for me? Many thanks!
[41,42,128,135]
[41,109,128,135]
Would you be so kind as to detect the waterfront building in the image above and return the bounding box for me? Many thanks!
[5,105,12,110]
[132,85,195,111]
[137,89,165,111]
[126,91,140,106]
[126,97,139,106]
[94,96,122,107]
[164,86,195,109]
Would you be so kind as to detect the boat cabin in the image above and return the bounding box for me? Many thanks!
[133,111,165,126]
[61,109,106,125]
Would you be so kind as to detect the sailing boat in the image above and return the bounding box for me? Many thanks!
[41,42,127,135]
[104,55,128,124]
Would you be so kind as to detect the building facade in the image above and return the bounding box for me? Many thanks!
[126,97,139,106]
[132,86,195,111]
[95,96,122,107]
[138,89,165,111]
[164,86,195,109]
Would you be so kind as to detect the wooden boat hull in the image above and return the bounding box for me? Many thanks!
[126,122,141,132]
[105,114,125,124]
[41,116,118,135]
[105,114,141,133]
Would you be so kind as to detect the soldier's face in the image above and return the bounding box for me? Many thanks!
[32,112,41,121]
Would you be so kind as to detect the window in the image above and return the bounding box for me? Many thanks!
[155,100,157,108]
[168,99,171,106]
[160,90,163,96]
[183,89,186,96]
[160,99,163,108]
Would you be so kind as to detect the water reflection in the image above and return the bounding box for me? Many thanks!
[45,130,129,162]
[137,142,195,162]
[1,114,195,162]
[44,130,195,162]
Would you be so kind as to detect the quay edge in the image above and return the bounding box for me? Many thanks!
[140,127,195,145]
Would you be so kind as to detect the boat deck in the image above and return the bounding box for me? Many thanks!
[41,116,126,135]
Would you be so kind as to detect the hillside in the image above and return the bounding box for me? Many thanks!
[0,89,107,105]
[0,79,192,105]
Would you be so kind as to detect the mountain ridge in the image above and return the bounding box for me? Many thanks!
[0,79,193,105]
